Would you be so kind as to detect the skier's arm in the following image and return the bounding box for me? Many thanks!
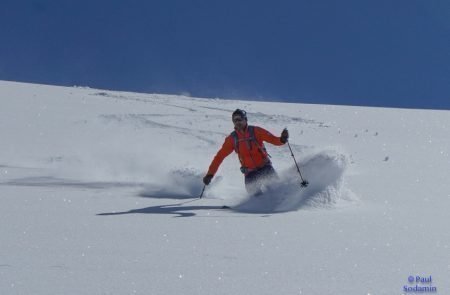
[255,126,286,146]
[206,136,234,176]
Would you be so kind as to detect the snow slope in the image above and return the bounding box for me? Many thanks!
[1,80,449,294]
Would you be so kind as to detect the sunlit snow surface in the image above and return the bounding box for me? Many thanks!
[1,81,449,295]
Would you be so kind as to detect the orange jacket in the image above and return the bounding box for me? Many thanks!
[207,125,285,176]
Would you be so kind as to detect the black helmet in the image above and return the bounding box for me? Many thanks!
[232,109,247,120]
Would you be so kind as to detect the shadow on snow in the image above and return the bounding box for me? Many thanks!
[1,176,145,189]
[97,204,227,218]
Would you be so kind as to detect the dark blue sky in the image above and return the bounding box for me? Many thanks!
[1,0,450,109]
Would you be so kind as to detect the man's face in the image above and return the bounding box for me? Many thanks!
[232,115,247,131]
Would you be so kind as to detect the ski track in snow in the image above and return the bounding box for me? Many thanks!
[91,91,199,112]
[99,113,224,144]
[199,105,329,128]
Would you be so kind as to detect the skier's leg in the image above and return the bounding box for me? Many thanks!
[260,164,278,181]
[245,170,263,196]
[244,165,278,196]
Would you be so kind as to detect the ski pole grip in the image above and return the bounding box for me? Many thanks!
[282,127,289,142]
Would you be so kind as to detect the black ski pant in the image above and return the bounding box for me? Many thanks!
[244,164,278,195]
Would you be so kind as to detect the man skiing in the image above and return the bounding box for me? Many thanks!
[203,109,289,195]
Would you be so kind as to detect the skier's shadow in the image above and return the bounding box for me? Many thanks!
[97,204,225,218]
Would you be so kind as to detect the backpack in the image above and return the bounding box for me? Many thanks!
[230,126,271,171]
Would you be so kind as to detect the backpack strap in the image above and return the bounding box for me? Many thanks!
[231,130,239,153]
[231,126,272,174]
[231,126,270,158]
[230,130,244,167]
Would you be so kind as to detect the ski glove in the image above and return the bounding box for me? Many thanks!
[280,128,289,143]
[203,174,213,185]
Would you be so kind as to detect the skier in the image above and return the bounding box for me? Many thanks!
[203,109,289,195]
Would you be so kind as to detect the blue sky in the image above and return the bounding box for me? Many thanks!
[1,0,449,109]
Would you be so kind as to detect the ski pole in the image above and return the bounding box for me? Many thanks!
[286,137,309,187]
[199,184,206,199]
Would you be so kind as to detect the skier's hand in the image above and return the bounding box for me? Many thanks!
[280,128,289,143]
[203,174,213,185]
